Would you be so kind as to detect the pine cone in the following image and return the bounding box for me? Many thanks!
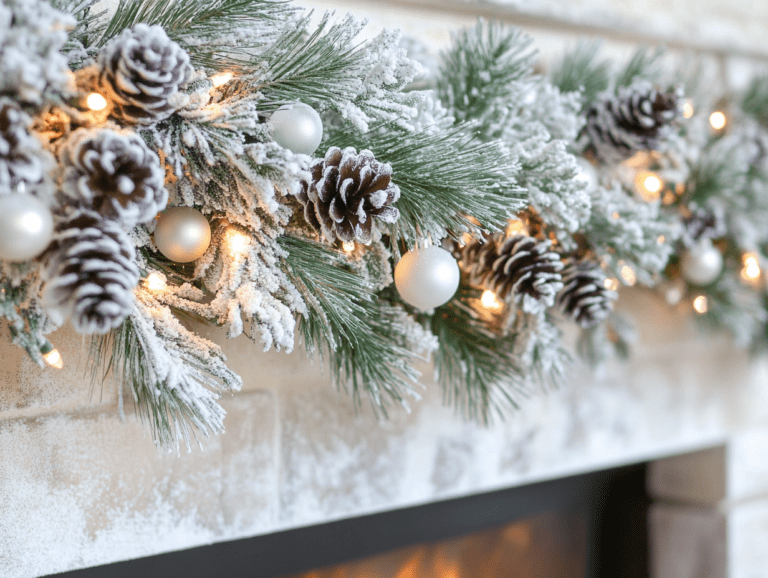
[0,98,45,190]
[296,147,400,243]
[61,128,167,227]
[557,261,617,328]
[582,81,680,163]
[42,210,139,334]
[98,24,193,126]
[462,234,564,313]
[681,205,725,247]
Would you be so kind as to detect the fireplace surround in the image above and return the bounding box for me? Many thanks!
[51,464,647,578]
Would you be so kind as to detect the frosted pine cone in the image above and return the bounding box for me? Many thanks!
[297,147,400,244]
[61,128,167,228]
[42,210,139,334]
[582,81,680,163]
[557,261,617,328]
[0,99,45,190]
[462,234,564,313]
[681,205,726,247]
[98,24,193,126]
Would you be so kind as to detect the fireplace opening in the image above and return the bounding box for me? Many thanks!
[53,463,648,578]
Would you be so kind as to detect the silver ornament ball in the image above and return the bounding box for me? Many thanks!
[154,207,211,263]
[681,240,723,286]
[270,103,323,155]
[395,245,460,311]
[0,194,54,262]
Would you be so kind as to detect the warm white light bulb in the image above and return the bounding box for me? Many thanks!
[145,272,167,292]
[741,253,761,282]
[620,266,637,286]
[86,92,107,111]
[480,290,503,310]
[635,171,663,202]
[693,295,709,314]
[210,72,234,88]
[682,99,695,119]
[43,348,63,369]
[227,229,250,257]
[342,241,355,253]
[506,219,528,237]
[604,278,620,292]
[709,111,727,130]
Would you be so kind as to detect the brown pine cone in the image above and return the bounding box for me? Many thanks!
[98,24,193,126]
[582,80,680,163]
[557,260,617,328]
[462,234,564,313]
[41,210,139,334]
[0,98,45,190]
[61,128,167,228]
[296,146,400,244]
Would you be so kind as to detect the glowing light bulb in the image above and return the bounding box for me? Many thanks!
[227,229,250,257]
[682,99,695,119]
[480,290,503,310]
[342,241,355,253]
[620,265,637,286]
[43,348,63,369]
[145,272,167,291]
[709,111,727,130]
[741,252,761,282]
[86,92,107,111]
[657,235,666,245]
[506,219,528,237]
[635,171,663,202]
[693,294,709,314]
[612,211,620,220]
[604,277,620,292]
[210,72,234,88]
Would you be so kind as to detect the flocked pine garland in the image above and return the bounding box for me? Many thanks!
[2,0,768,450]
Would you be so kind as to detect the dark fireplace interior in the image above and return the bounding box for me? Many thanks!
[52,463,648,578]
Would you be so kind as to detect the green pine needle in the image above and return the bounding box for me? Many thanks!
[549,41,611,108]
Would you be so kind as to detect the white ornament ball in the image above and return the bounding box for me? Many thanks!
[574,157,599,190]
[154,207,211,263]
[270,103,323,155]
[0,194,54,262]
[395,245,461,311]
[681,240,723,286]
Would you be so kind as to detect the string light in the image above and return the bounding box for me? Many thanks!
[709,111,727,130]
[210,72,234,88]
[635,171,663,202]
[657,235,666,245]
[86,92,107,111]
[741,252,761,282]
[604,277,619,292]
[42,347,63,369]
[693,294,709,314]
[612,211,620,220]
[506,219,528,236]
[145,272,167,292]
[342,241,355,253]
[226,228,250,257]
[682,99,695,119]
[620,265,637,286]
[480,290,503,310]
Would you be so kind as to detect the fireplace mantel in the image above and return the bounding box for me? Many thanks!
[3,0,768,575]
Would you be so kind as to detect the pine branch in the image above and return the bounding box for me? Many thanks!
[430,285,528,424]
[615,46,664,89]
[90,293,242,451]
[742,75,768,127]
[437,20,536,126]
[549,41,610,109]
[99,0,293,68]
[324,124,524,249]
[278,235,421,411]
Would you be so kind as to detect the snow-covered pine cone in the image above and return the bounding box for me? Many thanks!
[681,205,726,247]
[41,210,139,334]
[97,24,193,126]
[582,81,680,163]
[0,98,45,190]
[61,128,167,228]
[557,261,617,328]
[462,234,564,313]
[296,146,400,244]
